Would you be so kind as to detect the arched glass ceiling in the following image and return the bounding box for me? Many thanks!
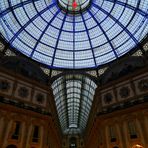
[52,74,97,134]
[0,0,148,69]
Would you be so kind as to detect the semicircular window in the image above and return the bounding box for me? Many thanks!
[52,74,97,134]
[0,0,148,69]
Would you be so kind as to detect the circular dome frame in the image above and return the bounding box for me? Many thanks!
[0,0,148,69]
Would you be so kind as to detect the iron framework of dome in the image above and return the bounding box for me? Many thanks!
[0,0,148,69]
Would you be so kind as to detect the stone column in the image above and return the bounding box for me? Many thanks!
[43,126,48,148]
[123,121,129,148]
[20,122,26,148]
[39,126,44,148]
[144,116,148,140]
[102,126,107,148]
[0,117,4,140]
[2,119,13,148]
[105,126,110,148]
[25,123,33,148]
[142,116,148,147]
[135,118,146,147]
[22,122,29,148]
[116,123,124,148]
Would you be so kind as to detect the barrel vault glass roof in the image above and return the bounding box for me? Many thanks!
[0,0,148,69]
[52,74,97,134]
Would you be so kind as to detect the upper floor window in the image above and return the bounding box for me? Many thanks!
[128,121,137,139]
[11,121,21,140]
[32,126,40,143]
[109,126,117,142]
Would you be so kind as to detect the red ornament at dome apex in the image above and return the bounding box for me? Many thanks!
[72,1,78,9]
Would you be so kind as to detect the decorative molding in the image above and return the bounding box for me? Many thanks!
[18,87,29,98]
[101,90,116,107]
[0,80,11,92]
[104,93,113,104]
[14,84,32,101]
[0,78,13,95]
[119,87,130,98]
[138,79,148,92]
[134,75,148,95]
[36,93,45,104]
[32,91,47,107]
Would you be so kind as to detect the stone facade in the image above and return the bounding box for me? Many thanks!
[0,67,62,148]
[85,67,148,148]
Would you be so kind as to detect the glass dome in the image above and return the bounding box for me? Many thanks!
[0,0,148,69]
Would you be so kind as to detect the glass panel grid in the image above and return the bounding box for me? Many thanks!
[52,74,97,134]
[0,0,147,69]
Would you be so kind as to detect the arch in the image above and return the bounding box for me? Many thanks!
[132,144,144,148]
[69,137,77,148]
[6,145,17,148]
